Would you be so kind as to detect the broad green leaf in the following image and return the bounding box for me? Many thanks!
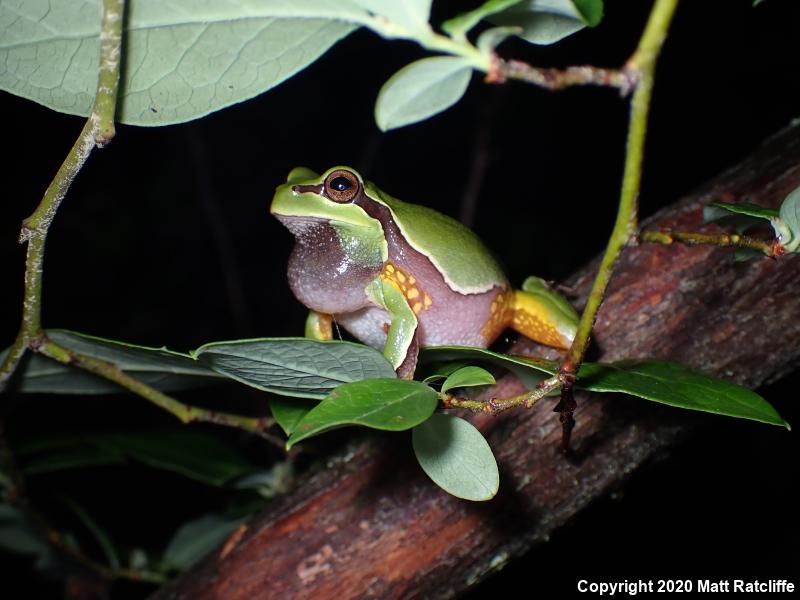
[443,0,524,37]
[375,56,472,131]
[0,0,360,125]
[269,398,317,436]
[778,185,800,252]
[578,361,789,428]
[164,513,247,571]
[195,338,395,399]
[1,329,221,395]
[490,0,604,45]
[287,379,438,448]
[704,202,779,222]
[17,430,260,486]
[412,413,499,501]
[441,366,495,393]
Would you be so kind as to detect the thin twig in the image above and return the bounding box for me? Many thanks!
[36,336,281,444]
[0,0,124,391]
[490,59,639,95]
[551,0,680,448]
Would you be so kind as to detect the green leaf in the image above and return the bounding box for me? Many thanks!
[703,202,779,222]
[269,398,317,436]
[163,513,246,571]
[572,0,604,26]
[287,379,438,448]
[778,185,800,252]
[490,0,604,45]
[442,0,524,37]
[194,338,395,399]
[578,361,790,428]
[18,430,260,486]
[375,57,473,131]
[1,329,221,395]
[441,366,496,393]
[412,414,499,501]
[0,0,359,126]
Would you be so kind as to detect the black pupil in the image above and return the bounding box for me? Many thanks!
[330,176,352,192]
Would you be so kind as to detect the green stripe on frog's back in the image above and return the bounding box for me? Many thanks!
[364,181,507,295]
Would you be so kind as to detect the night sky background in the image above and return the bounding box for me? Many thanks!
[1,1,799,597]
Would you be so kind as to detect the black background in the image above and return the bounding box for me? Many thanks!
[1,1,798,597]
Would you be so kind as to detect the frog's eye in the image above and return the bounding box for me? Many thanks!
[324,169,359,203]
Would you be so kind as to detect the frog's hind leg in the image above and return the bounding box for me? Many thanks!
[508,287,578,350]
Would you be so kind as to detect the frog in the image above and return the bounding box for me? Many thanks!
[270,166,579,378]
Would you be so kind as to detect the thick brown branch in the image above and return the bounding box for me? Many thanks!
[152,124,800,600]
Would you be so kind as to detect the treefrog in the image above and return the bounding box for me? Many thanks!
[271,166,579,378]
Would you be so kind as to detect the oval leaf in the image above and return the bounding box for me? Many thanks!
[375,56,472,131]
[703,201,779,222]
[778,185,800,252]
[412,413,499,501]
[0,0,361,125]
[441,366,496,393]
[490,0,603,45]
[195,338,396,399]
[579,361,789,428]
[287,379,438,448]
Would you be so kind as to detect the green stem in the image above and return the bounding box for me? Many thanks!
[559,0,679,378]
[0,0,124,392]
[490,376,560,414]
[641,229,782,257]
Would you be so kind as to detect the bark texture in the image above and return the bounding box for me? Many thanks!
[152,125,800,600]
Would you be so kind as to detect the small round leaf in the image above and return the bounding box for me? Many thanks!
[412,413,499,501]
[441,366,495,393]
[375,57,472,131]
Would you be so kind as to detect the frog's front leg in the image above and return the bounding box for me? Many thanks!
[305,310,334,341]
[365,276,419,378]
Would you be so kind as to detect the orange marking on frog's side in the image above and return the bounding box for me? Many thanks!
[380,263,432,314]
